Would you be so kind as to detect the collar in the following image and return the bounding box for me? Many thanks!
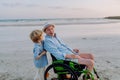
[45,33,57,38]
[34,42,42,46]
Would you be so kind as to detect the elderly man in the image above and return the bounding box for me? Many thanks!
[43,23,94,72]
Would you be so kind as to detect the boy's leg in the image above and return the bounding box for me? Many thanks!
[39,67,45,80]
[34,68,41,80]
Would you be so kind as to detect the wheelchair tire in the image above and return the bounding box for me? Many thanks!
[44,63,78,80]
[82,73,94,80]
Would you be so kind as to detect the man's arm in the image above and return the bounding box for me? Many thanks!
[44,40,66,60]
[65,54,81,59]
[57,37,80,54]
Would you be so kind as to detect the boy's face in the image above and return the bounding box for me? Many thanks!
[45,26,54,36]
[37,35,43,43]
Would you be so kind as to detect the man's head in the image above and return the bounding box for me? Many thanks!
[43,23,55,36]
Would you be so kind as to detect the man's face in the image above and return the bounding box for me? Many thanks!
[45,26,54,36]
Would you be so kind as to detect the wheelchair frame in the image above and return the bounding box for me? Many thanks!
[44,54,100,80]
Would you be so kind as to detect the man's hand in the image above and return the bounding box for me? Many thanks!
[73,49,80,53]
[71,54,80,59]
[71,54,76,58]
[66,54,81,59]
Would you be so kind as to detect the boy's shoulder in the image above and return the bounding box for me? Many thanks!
[34,43,42,47]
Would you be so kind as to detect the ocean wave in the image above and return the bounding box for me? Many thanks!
[0,18,120,26]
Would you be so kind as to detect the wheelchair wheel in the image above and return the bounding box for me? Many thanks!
[82,72,94,80]
[44,63,78,80]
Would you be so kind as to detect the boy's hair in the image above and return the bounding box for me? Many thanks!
[30,30,43,43]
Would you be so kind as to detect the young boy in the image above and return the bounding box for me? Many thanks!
[30,30,48,80]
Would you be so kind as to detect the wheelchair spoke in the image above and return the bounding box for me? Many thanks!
[44,63,78,80]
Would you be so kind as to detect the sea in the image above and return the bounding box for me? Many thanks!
[0,18,120,26]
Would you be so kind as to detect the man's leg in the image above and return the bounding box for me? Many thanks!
[78,57,94,71]
[79,53,94,60]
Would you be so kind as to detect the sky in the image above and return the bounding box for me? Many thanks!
[0,0,120,19]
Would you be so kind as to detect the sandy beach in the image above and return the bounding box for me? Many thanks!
[0,23,120,80]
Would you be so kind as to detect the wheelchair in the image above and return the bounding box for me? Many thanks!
[44,54,100,80]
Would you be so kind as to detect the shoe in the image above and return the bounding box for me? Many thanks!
[51,77,58,80]
[46,72,49,78]
[83,74,98,80]
[66,74,71,79]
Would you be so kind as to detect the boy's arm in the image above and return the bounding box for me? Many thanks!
[35,50,47,60]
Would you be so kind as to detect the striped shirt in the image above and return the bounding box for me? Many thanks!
[44,34,74,60]
[33,42,48,68]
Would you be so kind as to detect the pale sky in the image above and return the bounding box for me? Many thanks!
[0,0,120,19]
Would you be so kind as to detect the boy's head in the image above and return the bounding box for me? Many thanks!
[30,30,43,43]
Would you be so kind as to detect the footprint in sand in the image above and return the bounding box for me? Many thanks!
[106,60,111,63]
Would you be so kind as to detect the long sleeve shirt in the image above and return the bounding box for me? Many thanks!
[44,34,74,60]
[33,42,48,68]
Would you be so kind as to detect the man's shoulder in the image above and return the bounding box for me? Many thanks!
[45,36,53,40]
[44,37,55,45]
[44,38,53,43]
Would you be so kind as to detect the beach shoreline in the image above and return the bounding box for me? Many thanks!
[0,23,120,80]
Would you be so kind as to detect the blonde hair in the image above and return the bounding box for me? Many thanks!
[30,30,43,43]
